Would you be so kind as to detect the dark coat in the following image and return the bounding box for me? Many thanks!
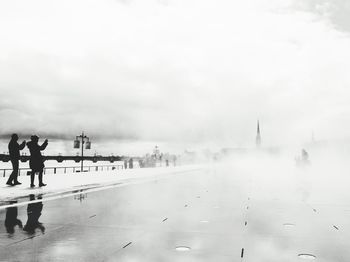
[27,140,48,172]
[8,140,25,161]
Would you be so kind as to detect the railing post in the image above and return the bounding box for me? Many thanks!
[64,167,66,174]
[73,167,75,173]
[54,168,56,174]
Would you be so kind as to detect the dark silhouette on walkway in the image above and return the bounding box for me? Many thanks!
[27,135,48,187]
[6,134,26,186]
[23,195,45,234]
[5,201,22,234]
[295,148,311,167]
[302,149,309,163]
[138,159,144,168]
[129,158,133,169]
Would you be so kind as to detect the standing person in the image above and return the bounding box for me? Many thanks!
[27,135,48,187]
[6,134,26,186]
[128,158,133,169]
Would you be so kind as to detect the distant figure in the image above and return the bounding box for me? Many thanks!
[6,134,26,186]
[302,149,309,162]
[129,158,133,169]
[23,195,45,234]
[138,159,144,168]
[166,159,169,167]
[295,149,310,167]
[5,201,22,234]
[124,160,128,169]
[27,135,48,187]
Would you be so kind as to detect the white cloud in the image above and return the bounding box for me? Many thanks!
[1,0,350,152]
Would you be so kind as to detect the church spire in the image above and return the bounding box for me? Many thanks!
[256,120,261,147]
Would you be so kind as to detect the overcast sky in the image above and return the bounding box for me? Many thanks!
[1,0,350,154]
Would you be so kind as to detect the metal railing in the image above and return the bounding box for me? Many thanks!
[1,164,124,177]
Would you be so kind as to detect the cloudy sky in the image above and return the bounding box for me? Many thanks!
[1,0,350,154]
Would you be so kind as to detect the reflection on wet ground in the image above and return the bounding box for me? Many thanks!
[0,164,349,261]
[0,183,120,209]
[23,195,45,235]
[5,202,22,235]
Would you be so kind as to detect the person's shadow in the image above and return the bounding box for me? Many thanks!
[23,194,45,234]
[5,201,23,235]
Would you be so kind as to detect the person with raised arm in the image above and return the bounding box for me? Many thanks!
[27,135,48,187]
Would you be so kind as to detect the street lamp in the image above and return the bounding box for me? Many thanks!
[74,132,91,172]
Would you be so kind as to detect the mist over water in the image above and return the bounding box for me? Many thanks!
[218,146,350,205]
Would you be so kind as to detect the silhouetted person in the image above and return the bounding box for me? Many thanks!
[124,160,128,169]
[27,135,48,187]
[296,149,310,167]
[5,201,22,234]
[138,159,144,168]
[302,149,309,162]
[301,149,311,165]
[23,195,45,234]
[129,158,133,169]
[6,134,26,186]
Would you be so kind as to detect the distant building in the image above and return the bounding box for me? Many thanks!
[219,120,281,157]
[256,120,261,147]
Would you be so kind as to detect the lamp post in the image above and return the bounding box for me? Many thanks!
[74,132,91,172]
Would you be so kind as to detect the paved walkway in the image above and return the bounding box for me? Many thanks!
[0,156,349,261]
[0,165,205,203]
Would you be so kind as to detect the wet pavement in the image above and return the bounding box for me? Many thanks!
[0,163,349,261]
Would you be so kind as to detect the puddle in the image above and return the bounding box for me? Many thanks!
[175,246,191,252]
[298,254,316,260]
